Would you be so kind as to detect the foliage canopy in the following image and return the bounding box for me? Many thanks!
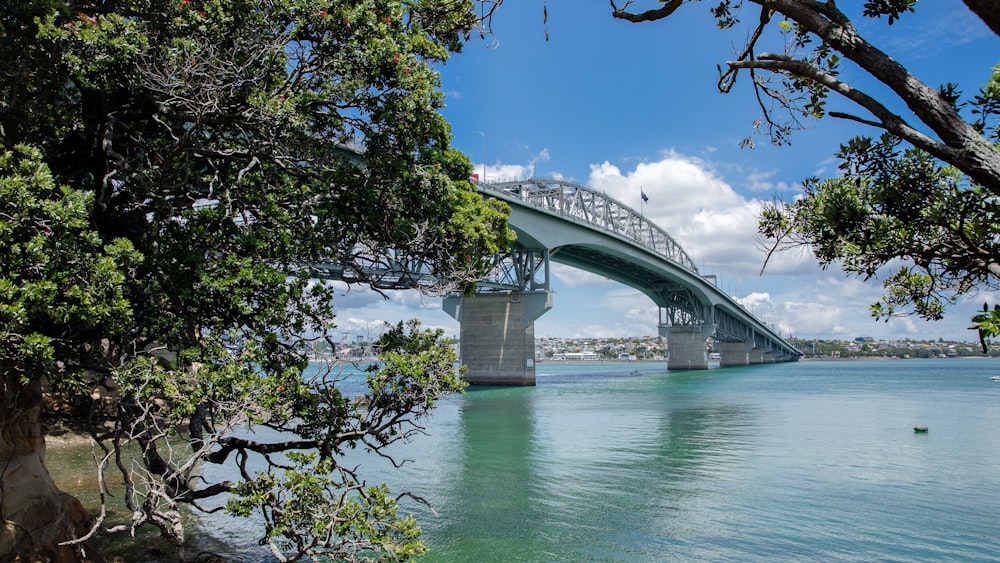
[1,0,511,559]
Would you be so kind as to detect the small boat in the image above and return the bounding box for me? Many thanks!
[913,425,928,433]
[991,376,1000,382]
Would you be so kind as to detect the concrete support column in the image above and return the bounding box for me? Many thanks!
[666,325,715,371]
[749,347,771,364]
[719,341,752,367]
[443,291,553,386]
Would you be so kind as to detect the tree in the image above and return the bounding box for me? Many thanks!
[1,0,512,560]
[580,1,1000,342]
[0,145,136,560]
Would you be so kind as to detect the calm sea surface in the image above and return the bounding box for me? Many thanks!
[197,359,1000,560]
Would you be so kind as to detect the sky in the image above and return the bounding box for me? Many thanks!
[331,0,1000,344]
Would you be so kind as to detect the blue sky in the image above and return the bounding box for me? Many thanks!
[332,0,1000,343]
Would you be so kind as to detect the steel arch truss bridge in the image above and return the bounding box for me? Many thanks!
[475,178,798,360]
[309,177,801,380]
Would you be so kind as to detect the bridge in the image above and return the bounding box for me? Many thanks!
[309,177,801,385]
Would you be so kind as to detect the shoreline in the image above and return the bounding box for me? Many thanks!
[799,355,993,361]
[537,359,664,364]
[539,355,993,364]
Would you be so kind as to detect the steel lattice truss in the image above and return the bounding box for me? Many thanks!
[653,282,707,326]
[301,249,444,291]
[484,179,700,273]
[713,306,755,342]
[304,178,699,294]
[302,244,550,295]
[474,246,549,292]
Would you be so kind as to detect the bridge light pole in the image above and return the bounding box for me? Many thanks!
[474,131,486,182]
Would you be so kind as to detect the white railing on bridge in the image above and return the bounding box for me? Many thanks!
[478,179,700,274]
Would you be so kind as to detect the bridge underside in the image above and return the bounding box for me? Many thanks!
[443,227,799,383]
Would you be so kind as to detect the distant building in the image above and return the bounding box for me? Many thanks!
[552,351,600,361]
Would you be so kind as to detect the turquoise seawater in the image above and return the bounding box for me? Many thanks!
[205,358,1000,561]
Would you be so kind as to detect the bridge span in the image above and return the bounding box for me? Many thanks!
[441,178,801,385]
[305,176,801,384]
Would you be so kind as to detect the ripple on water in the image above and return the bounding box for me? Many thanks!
[48,359,1000,562]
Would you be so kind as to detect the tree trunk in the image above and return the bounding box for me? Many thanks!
[0,373,102,562]
[963,0,1000,37]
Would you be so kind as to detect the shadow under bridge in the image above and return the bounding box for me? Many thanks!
[443,178,801,385]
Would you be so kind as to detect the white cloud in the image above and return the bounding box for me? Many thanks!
[479,162,530,182]
[583,151,818,279]
[475,148,551,183]
[589,151,744,219]
[539,290,660,338]
[326,283,459,339]
[335,316,393,339]
[327,281,386,309]
[748,278,883,338]
[733,275,986,342]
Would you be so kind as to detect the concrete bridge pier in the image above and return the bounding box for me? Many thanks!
[749,347,775,364]
[443,291,553,386]
[718,341,753,367]
[664,324,716,370]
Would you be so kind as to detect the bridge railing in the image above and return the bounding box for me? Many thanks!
[478,179,700,274]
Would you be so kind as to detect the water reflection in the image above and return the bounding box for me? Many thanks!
[420,366,760,561]
[425,387,542,557]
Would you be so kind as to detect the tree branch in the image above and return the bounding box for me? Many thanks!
[718,4,773,94]
[761,0,1000,194]
[963,0,1000,37]
[610,0,683,23]
[728,54,968,170]
[827,111,884,129]
[204,436,320,464]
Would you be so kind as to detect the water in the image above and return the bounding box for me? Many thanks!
[96,358,1000,560]
[383,359,1000,562]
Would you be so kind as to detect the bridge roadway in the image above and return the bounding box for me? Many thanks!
[308,177,801,385]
